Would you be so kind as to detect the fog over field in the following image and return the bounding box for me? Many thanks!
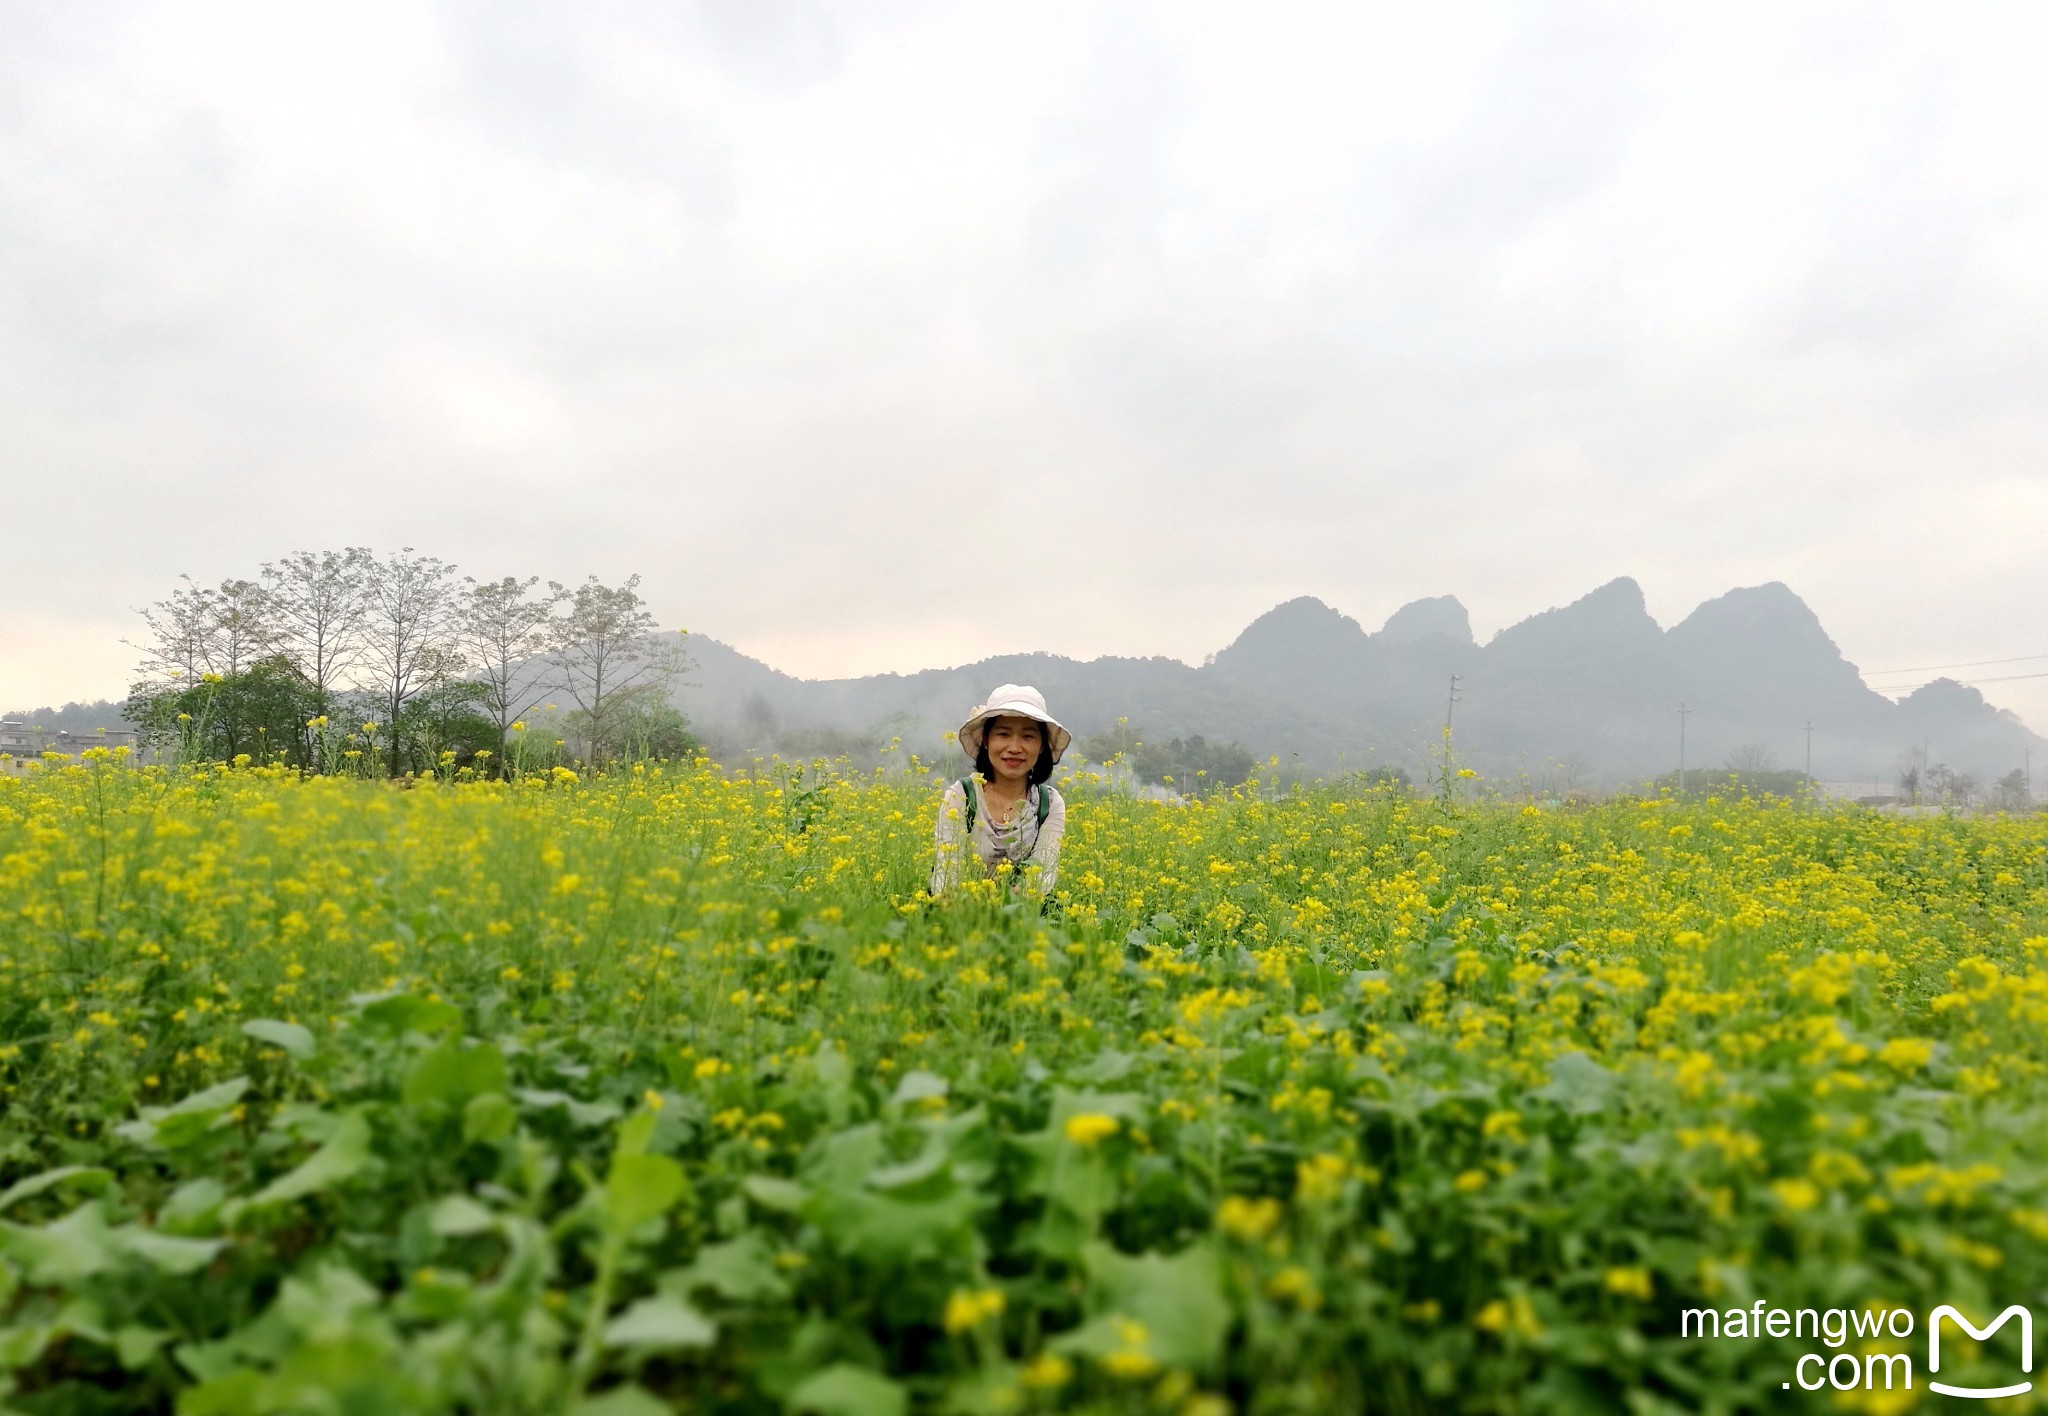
[3,3,2046,760]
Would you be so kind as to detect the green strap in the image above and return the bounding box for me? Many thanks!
[960,779,1057,834]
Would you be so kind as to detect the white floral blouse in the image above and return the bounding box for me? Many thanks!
[930,778,1066,896]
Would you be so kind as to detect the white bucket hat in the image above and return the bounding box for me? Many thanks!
[957,684,1071,764]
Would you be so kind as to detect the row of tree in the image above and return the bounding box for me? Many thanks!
[1896,760,2032,810]
[126,549,694,774]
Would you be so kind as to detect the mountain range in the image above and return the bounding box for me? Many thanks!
[675,578,2043,789]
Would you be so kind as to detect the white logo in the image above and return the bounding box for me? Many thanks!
[1928,1304,2033,1399]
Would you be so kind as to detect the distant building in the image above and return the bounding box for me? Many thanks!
[1816,779,1899,805]
[0,722,142,776]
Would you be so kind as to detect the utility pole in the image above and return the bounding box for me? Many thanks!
[1804,720,1813,792]
[1442,674,1463,786]
[1677,702,1689,796]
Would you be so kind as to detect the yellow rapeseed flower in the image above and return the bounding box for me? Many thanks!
[1603,1267,1653,1300]
[1295,1153,1350,1204]
[1020,1353,1072,1390]
[943,1287,1005,1333]
[1770,1177,1822,1212]
[1064,1113,1119,1146]
[1216,1195,1283,1242]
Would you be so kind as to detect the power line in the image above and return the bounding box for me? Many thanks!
[1867,670,2048,691]
[1864,651,2048,675]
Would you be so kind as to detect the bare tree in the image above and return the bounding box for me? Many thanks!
[460,574,565,768]
[1896,756,1921,805]
[1725,742,1777,773]
[1925,763,1976,808]
[129,574,279,684]
[1993,768,2031,812]
[130,575,222,683]
[359,548,464,774]
[212,578,281,677]
[549,574,687,764]
[262,548,371,719]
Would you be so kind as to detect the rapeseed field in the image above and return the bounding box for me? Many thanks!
[2,754,2045,1413]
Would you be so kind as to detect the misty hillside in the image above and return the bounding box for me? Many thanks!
[675,578,2043,787]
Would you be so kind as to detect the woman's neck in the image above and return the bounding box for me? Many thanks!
[982,773,1028,801]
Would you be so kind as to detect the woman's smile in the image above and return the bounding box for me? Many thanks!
[982,715,1044,789]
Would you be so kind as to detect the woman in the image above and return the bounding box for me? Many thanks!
[931,684,1069,898]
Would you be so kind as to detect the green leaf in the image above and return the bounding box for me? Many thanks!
[116,1077,251,1150]
[241,1019,314,1059]
[788,1364,908,1416]
[177,1368,265,1414]
[741,1175,809,1214]
[615,1109,658,1158]
[167,1077,254,1116]
[402,1041,508,1112]
[813,1040,853,1126]
[943,1364,1029,1416]
[1534,1051,1615,1115]
[248,1111,372,1206]
[570,1386,672,1416]
[0,1204,119,1284]
[463,1092,517,1145]
[429,1194,497,1236]
[114,1226,225,1275]
[603,1293,716,1350]
[516,1088,622,1127]
[665,1233,790,1303]
[0,1165,111,1217]
[358,992,462,1036]
[1080,1239,1229,1371]
[1044,1142,1117,1230]
[890,1070,948,1106]
[159,1178,228,1235]
[604,1153,685,1231]
[865,1142,948,1192]
[1072,1050,1135,1084]
[174,1336,249,1386]
[0,1322,56,1370]
[274,1262,379,1330]
[115,1324,169,1370]
[809,1186,985,1267]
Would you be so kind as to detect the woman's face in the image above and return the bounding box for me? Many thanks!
[983,716,1043,784]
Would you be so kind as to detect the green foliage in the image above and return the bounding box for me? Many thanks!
[587,694,700,764]
[391,679,498,775]
[0,759,2045,1411]
[126,655,324,767]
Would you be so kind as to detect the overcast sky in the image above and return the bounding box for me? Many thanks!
[4,2,2046,727]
